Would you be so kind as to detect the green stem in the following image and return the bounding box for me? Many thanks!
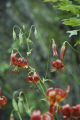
[28,25,35,40]
[65,41,80,54]
[55,112,59,120]
[13,48,23,58]
[13,25,21,31]
[17,112,22,120]
[40,78,47,90]
[45,39,52,79]
[26,25,35,52]
[35,83,45,97]
[38,82,46,97]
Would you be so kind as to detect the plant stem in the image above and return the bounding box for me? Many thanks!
[55,112,59,120]
[13,48,23,58]
[26,25,35,52]
[45,39,52,79]
[40,78,47,90]
[17,112,22,120]
[35,83,45,97]
[38,82,46,97]
[65,41,80,54]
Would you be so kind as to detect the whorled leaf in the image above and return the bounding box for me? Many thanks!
[63,18,80,26]
[67,30,78,38]
[59,5,80,15]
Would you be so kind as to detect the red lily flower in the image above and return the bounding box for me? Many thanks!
[51,59,64,70]
[0,96,7,106]
[46,86,70,105]
[30,110,41,120]
[62,104,80,120]
[0,89,7,106]
[43,112,54,120]
[49,104,62,115]
[10,52,29,68]
[52,40,58,57]
[27,72,40,83]
[60,42,66,60]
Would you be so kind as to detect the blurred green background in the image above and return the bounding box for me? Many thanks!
[0,0,80,120]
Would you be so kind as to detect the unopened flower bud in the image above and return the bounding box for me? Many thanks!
[52,39,58,57]
[10,113,14,120]
[10,117,14,120]
[60,42,66,60]
[30,110,41,120]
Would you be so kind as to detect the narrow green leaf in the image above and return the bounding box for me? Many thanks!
[74,40,80,46]
[18,96,24,114]
[40,98,47,102]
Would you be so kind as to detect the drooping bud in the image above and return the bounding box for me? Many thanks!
[10,113,14,120]
[10,118,14,120]
[60,42,66,60]
[52,39,58,57]
[30,110,41,120]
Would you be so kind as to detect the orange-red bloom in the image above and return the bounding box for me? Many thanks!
[51,59,64,70]
[0,96,7,106]
[42,112,54,120]
[30,110,41,120]
[46,86,70,105]
[49,104,61,115]
[60,42,66,60]
[0,89,7,106]
[62,104,80,120]
[27,72,40,83]
[52,40,58,57]
[10,52,29,68]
